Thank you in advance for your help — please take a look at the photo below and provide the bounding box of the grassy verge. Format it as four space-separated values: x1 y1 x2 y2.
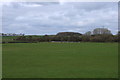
2 42 118 78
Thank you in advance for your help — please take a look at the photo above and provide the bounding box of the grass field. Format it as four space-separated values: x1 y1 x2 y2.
2 36 44 42
2 42 118 78
2 36 18 42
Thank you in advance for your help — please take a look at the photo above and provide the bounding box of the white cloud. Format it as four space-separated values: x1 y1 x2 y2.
2 2 118 35
19 3 43 7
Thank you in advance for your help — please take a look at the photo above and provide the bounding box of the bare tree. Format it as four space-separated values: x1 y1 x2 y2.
84 31 91 36
93 28 112 35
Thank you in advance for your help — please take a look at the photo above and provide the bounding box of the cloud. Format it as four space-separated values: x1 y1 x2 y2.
2 2 118 35
20 3 43 7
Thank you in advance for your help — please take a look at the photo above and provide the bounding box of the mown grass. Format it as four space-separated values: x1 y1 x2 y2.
2 42 118 78
0 36 1 79
2 36 18 42
2 36 44 42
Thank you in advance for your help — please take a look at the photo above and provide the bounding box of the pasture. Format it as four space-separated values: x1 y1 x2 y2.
2 42 118 78
2 36 18 42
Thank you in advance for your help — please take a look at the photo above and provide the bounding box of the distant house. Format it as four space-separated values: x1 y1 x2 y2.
1 33 24 36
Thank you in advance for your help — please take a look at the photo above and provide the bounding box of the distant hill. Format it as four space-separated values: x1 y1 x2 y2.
56 32 82 37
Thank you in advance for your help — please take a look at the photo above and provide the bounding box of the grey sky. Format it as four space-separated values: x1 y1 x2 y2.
1 2 118 35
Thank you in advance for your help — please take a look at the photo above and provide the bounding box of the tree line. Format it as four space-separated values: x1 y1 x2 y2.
14 28 120 43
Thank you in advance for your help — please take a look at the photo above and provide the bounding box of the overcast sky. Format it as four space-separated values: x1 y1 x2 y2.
1 2 118 35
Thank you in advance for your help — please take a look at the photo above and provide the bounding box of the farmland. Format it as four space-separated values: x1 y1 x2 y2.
2 42 118 78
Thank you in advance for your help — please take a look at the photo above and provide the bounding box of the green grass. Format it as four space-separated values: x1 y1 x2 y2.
0 36 1 79
2 36 43 42
2 42 118 78
2 36 18 42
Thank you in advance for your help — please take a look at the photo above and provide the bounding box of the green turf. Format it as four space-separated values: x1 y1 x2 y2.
0 43 2 79
2 36 18 42
2 36 45 42
2 42 118 78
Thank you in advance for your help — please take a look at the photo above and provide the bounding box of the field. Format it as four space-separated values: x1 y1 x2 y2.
2 36 18 42
2 36 45 42
2 42 118 78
